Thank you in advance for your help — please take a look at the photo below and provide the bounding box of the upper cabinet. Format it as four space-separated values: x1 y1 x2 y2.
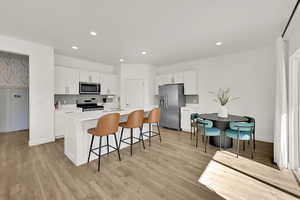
100 74 119 95
173 72 184 84
183 70 198 95
79 70 100 83
55 66 119 95
55 66 79 95
155 70 198 95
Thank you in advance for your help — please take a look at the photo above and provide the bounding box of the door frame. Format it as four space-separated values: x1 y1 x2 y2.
288 47 300 169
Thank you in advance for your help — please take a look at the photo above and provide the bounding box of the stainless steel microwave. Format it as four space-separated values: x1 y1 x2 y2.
79 82 101 94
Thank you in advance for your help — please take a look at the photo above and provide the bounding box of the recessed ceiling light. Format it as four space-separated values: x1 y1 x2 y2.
72 46 79 50
141 51 147 55
216 42 222 46
90 31 97 36
120 58 124 62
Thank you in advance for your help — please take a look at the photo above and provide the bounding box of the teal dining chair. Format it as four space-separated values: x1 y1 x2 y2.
196 119 221 152
245 116 256 151
190 113 200 140
225 122 255 158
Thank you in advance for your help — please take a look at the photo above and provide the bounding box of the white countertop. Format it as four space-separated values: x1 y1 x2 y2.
62 106 157 122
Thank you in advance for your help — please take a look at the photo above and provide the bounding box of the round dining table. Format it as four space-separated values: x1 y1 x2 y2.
198 113 248 148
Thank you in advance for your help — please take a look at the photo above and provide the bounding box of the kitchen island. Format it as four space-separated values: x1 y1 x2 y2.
61 107 156 166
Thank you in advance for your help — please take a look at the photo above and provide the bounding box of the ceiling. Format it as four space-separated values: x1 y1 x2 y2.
0 0 296 66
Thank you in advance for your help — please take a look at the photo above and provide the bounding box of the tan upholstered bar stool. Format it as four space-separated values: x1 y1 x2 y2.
119 110 145 156
87 113 121 172
143 108 161 146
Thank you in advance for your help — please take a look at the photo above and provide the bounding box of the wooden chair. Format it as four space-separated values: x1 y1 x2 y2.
119 110 145 156
87 113 121 172
142 108 162 146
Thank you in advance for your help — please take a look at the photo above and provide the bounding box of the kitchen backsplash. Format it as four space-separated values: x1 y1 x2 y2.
185 95 199 104
54 94 113 105
154 95 199 105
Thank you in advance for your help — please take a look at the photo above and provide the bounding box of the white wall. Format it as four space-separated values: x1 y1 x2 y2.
54 54 115 73
0 35 54 145
157 47 276 142
120 64 155 109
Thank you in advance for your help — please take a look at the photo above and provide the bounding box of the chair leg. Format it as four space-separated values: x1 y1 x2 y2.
139 126 145 149
88 135 94 163
237 138 240 158
253 133 256 151
119 127 124 148
243 141 245 151
205 136 207 153
219 134 222 151
196 125 199 148
107 135 109 156
98 136 102 172
157 122 162 142
114 133 121 161
190 124 193 140
130 128 133 156
250 134 253 159
149 123 151 147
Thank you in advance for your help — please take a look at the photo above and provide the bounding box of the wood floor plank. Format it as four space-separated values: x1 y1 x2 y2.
0 128 298 200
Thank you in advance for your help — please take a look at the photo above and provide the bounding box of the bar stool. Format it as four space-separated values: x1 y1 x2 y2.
119 110 145 156
142 108 161 146
87 113 121 172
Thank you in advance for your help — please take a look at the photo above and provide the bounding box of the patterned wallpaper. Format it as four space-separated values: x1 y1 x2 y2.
0 51 29 88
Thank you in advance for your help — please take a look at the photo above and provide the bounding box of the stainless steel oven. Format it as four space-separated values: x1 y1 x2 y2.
79 82 101 94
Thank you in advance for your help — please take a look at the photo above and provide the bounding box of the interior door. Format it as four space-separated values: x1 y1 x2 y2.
124 79 144 109
9 88 29 131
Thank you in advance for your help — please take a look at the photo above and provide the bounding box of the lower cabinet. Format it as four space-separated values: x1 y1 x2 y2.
55 108 82 138
181 107 193 132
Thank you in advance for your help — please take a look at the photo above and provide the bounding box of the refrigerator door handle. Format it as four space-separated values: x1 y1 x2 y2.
165 96 168 109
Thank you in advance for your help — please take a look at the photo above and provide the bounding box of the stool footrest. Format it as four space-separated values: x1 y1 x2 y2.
120 136 144 145
142 131 160 138
90 144 119 157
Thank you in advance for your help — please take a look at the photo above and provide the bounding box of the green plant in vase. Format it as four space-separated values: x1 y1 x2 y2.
209 88 239 118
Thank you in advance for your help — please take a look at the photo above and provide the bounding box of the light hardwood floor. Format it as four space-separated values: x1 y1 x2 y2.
0 128 299 200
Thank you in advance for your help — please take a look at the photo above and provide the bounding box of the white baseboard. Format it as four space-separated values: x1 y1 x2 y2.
255 136 273 143
29 136 55 146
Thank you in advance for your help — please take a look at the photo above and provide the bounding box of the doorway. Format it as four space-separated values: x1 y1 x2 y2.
0 51 29 135
124 79 144 109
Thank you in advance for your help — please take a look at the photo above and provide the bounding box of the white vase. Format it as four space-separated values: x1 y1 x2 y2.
218 105 228 118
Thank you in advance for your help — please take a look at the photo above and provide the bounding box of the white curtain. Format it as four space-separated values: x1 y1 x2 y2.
274 37 289 169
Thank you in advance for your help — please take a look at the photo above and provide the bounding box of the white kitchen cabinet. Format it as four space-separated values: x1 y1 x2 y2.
174 72 184 83
55 106 82 138
183 70 198 95
79 70 100 83
155 76 163 95
55 66 79 94
181 107 193 132
160 74 173 85
100 74 119 95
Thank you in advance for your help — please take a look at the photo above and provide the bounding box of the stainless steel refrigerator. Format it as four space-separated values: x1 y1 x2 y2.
159 84 185 130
